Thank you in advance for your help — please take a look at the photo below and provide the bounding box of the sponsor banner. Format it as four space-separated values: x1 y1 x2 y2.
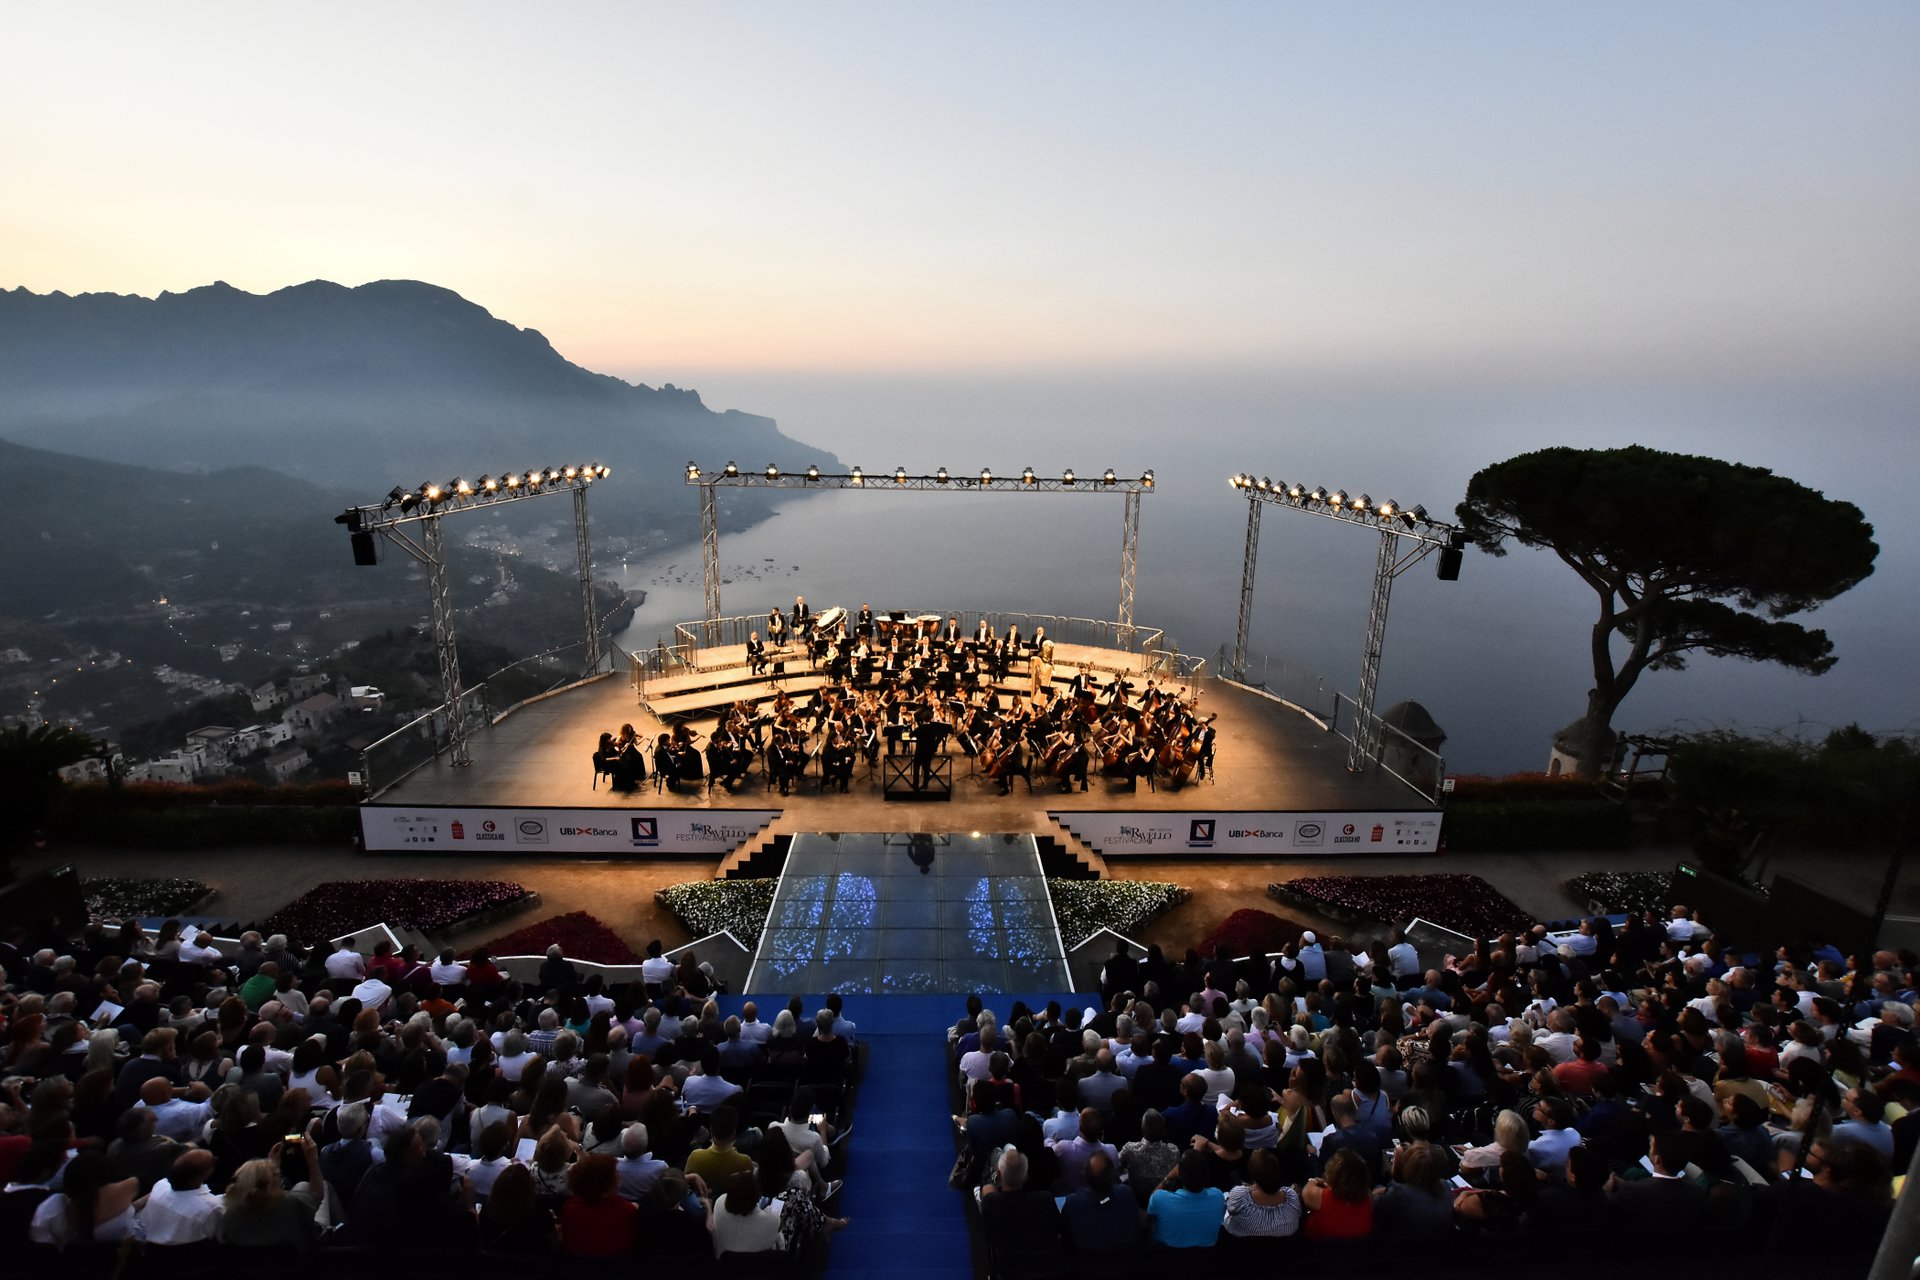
1053 810 1443 856
360 805 778 855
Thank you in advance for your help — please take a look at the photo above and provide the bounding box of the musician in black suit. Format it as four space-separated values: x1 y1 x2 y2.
856 603 874 638
942 616 962 647
791 595 811 635
972 618 993 646
746 630 767 675
767 607 787 646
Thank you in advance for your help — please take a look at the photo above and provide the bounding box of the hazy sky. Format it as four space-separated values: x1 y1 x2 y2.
5 3 1916 387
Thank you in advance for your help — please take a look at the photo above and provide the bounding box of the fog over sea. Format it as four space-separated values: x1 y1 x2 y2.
614 367 1920 776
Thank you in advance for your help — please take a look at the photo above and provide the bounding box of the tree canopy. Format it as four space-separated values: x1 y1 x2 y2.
1456 446 1878 771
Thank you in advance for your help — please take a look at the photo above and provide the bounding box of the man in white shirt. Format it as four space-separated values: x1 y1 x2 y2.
138 1151 223 1244
640 940 675 990
428 949 468 986
1534 1009 1580 1065
177 932 226 967
1386 931 1421 989
1565 920 1600 958
325 940 367 983
1528 1098 1583 1171
737 1002 773 1045
137 1076 215 1143
1174 996 1208 1035
1667 906 1701 943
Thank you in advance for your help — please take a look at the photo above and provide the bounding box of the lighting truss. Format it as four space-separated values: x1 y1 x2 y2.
686 462 1154 644
1227 472 1464 773
335 463 612 767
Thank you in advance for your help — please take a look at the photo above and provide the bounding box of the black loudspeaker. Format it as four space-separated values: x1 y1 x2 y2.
1436 546 1463 581
350 531 380 566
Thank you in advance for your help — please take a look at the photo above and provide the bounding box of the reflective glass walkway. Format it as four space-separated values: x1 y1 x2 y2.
745 831 1070 994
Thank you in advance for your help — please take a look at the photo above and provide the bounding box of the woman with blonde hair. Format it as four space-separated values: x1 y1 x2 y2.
218 1142 323 1250
1456 1108 1530 1171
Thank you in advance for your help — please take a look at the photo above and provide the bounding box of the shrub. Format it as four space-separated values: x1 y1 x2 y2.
1047 880 1188 947
1272 874 1532 938
476 912 642 966
1196 908 1310 959
82 877 212 920
264 878 531 945
1565 870 1673 914
1442 797 1630 852
656 879 778 946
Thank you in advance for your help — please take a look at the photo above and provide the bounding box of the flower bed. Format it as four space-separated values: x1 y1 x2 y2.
1270 873 1532 938
1048 879 1188 948
1197 908 1311 959
656 879 778 947
476 912 643 966
264 878 532 945
83 877 214 921
1565 870 1672 914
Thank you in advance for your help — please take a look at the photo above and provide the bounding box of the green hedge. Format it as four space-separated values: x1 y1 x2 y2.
1442 797 1630 852
50 803 357 848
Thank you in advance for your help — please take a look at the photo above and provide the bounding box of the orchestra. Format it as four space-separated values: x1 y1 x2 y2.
599 606 1215 798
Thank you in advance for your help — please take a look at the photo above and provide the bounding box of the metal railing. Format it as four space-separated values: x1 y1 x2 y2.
1329 692 1448 802
665 609 1166 669
359 638 619 798
1217 646 1337 721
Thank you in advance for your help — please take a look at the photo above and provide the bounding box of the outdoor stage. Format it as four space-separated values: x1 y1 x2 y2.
361 661 1443 862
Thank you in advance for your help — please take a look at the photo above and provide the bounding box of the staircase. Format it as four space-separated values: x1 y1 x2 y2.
1038 817 1108 879
715 827 794 880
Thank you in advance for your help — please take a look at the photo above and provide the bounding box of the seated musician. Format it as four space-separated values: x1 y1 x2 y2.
594 731 616 785
767 607 787 646
1031 625 1047 655
774 723 809 797
823 725 855 793
973 617 993 647
653 733 679 792
610 724 647 792
942 616 961 646
747 630 767 675
791 594 810 636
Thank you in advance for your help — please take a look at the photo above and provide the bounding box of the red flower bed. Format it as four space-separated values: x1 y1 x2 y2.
264 878 531 944
1198 909 1310 958
1276 874 1532 938
476 912 643 966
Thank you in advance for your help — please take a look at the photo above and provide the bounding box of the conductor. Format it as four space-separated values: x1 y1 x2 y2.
910 703 948 790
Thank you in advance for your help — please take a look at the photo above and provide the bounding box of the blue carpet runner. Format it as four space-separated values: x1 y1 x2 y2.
717 992 1086 1279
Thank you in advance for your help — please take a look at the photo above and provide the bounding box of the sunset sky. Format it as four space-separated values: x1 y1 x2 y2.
5 3 1915 390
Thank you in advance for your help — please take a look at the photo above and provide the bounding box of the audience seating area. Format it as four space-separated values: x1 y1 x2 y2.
0 921 866 1279
947 913 1914 1278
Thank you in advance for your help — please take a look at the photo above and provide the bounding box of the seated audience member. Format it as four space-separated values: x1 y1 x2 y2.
28 1151 140 1248
1060 1152 1142 1251
707 1168 782 1256
479 1164 560 1254
1147 1149 1225 1248
218 1147 323 1250
560 1153 636 1257
979 1148 1062 1257
1222 1148 1302 1238
1301 1147 1374 1241
136 1149 224 1245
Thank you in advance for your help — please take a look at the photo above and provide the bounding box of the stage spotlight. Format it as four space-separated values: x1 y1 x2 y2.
724 460 738 477
452 478 473 497
979 467 992 484
398 491 421 513
1142 470 1154 487
385 485 407 508
1021 467 1036 485
1376 498 1397 518
1410 504 1429 524
935 467 949 483
1328 490 1347 509
686 462 700 480
525 470 542 487
479 475 497 493
504 473 521 489
850 466 865 486
894 466 907 485
1352 492 1371 512
562 466 578 480
1287 484 1303 499
765 463 779 479
806 465 820 480
1308 486 1326 503
1062 468 1076 485
1258 477 1272 492
424 483 446 505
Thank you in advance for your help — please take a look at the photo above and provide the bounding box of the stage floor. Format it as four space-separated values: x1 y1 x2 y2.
376 673 1425 828
746 832 1070 994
